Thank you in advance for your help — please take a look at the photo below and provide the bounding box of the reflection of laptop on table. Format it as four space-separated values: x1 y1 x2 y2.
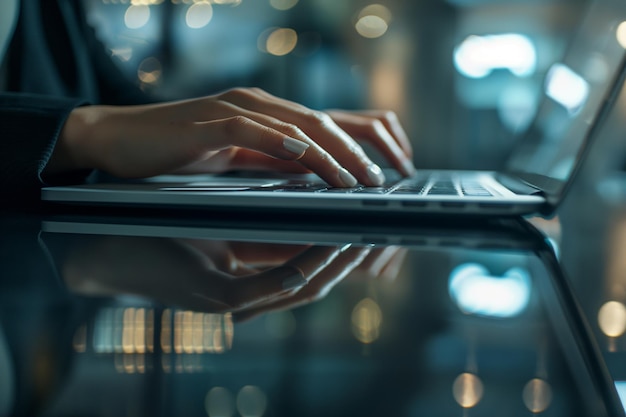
43 0 626 217
39 214 625 416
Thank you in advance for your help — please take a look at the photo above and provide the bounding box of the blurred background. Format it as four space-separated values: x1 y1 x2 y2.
81 0 588 171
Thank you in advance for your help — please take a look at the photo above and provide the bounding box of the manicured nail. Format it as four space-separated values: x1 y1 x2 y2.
283 137 309 156
282 272 308 290
367 164 386 185
402 158 417 176
339 168 358 187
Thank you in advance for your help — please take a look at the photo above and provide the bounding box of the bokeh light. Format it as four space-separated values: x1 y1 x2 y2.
598 301 626 337
454 33 536 78
138 57 163 84
452 373 484 408
449 263 531 318
355 16 387 39
265 28 298 56
617 21 626 49
186 2 213 29
355 4 391 39
523 378 553 413
124 5 151 29
351 298 383 344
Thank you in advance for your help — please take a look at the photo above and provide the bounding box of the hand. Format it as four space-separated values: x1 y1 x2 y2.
47 88 415 187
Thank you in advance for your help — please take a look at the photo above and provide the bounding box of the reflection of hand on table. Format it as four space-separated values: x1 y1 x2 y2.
59 236 407 320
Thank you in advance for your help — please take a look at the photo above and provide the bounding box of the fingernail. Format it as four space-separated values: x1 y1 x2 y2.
339 243 352 252
402 158 417 176
339 168 358 187
367 164 386 185
283 137 309 156
282 272 308 290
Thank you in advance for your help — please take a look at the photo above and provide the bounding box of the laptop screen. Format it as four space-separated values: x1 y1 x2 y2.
506 0 626 196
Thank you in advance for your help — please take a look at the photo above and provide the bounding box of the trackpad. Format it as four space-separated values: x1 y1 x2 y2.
159 178 287 191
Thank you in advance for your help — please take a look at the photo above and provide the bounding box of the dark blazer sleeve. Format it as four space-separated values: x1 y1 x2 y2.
0 93 89 203
1 1 152 204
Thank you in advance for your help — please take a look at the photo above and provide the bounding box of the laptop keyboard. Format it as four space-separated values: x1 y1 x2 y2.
162 173 495 197
259 174 493 197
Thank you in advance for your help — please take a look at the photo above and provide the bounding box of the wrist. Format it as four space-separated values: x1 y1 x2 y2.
45 105 104 175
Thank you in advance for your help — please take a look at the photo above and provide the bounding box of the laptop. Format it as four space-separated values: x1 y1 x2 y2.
37 215 625 416
42 0 626 217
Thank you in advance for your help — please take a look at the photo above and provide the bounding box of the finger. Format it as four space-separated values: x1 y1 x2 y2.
378 247 408 283
173 149 311 175
208 245 345 312
228 242 311 266
233 246 370 322
228 149 311 173
355 246 404 278
218 88 386 186
326 111 416 176
197 116 358 188
198 100 360 186
357 110 413 158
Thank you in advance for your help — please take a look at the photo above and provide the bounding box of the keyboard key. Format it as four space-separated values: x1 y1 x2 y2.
356 187 391 194
322 187 363 193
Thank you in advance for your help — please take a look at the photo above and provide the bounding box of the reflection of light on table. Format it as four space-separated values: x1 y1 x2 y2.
452 373 483 409
449 263 531 318
351 298 382 344
81 307 232 374
523 378 552 413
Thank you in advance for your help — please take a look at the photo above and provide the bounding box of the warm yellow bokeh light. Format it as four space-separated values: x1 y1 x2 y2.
617 21 626 49
138 57 162 84
266 28 298 56
186 1 213 28
351 298 383 344
270 0 298 11
598 301 626 337
124 4 151 29
355 4 391 39
355 15 388 39
523 378 552 413
452 373 484 408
